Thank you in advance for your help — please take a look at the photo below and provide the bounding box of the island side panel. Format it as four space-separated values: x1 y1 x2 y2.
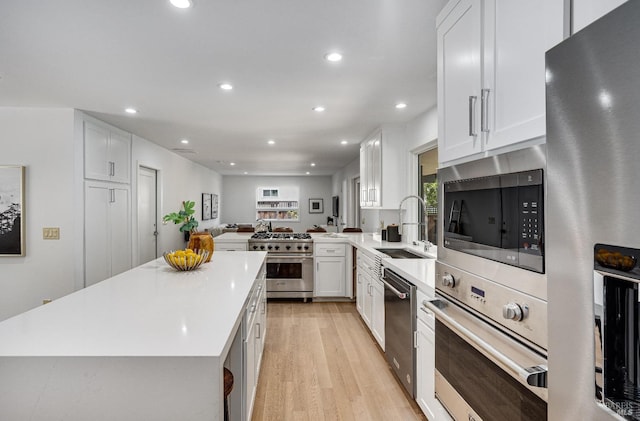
0 356 223 421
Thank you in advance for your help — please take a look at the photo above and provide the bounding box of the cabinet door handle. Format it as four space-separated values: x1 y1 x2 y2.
109 189 115 203
481 89 490 133
108 161 115 176
256 323 261 339
468 95 478 136
317 262 319 272
369 189 376 202
362 189 368 202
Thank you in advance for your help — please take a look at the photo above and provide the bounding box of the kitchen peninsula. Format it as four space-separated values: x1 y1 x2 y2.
0 251 267 421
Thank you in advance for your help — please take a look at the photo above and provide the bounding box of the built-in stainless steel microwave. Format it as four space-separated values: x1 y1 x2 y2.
442 168 544 273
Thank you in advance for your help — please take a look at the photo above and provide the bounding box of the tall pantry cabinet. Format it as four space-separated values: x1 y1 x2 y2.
82 118 132 287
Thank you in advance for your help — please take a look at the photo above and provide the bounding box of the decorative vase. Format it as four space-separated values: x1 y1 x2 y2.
187 231 215 263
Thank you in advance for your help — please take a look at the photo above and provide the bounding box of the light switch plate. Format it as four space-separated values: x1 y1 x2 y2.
43 227 60 240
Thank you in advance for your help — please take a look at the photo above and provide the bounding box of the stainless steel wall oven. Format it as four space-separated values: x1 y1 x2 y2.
432 146 549 420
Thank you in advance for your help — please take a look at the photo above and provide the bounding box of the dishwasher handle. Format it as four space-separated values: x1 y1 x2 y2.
381 278 408 300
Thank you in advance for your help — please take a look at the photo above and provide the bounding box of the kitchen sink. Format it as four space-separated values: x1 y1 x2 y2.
375 248 432 259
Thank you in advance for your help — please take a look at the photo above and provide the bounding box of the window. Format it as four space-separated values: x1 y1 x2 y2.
418 149 438 245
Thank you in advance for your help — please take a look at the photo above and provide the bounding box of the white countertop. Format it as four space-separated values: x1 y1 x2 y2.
0 251 267 357
214 232 256 242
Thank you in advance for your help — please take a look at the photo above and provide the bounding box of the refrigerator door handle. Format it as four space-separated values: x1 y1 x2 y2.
469 95 478 136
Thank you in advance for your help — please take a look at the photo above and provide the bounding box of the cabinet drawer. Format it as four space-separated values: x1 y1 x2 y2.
315 243 346 257
216 242 247 251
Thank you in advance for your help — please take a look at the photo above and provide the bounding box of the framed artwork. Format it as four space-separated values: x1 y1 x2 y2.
0 166 25 256
202 193 212 221
211 194 219 219
309 198 323 214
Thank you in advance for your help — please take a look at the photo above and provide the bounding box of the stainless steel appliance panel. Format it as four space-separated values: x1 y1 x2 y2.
546 2 640 419
438 145 548 301
382 269 416 398
265 255 313 299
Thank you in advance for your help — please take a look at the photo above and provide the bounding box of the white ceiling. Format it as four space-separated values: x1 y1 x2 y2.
0 0 446 176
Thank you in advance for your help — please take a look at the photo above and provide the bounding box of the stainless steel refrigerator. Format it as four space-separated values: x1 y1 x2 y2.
546 2 640 420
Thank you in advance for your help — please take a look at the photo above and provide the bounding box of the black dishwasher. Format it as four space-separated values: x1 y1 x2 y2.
382 268 417 398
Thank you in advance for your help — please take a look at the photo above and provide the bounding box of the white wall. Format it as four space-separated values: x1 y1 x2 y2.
222 176 332 230
0 108 224 321
330 157 359 228
0 108 78 321
131 135 223 262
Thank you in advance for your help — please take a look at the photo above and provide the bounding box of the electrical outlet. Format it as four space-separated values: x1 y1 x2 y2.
43 227 60 240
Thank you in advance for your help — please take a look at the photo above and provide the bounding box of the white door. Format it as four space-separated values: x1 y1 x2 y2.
138 166 157 264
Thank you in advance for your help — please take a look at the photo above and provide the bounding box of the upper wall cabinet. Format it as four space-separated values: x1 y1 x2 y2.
571 0 626 33
84 121 132 184
437 0 564 165
360 126 406 209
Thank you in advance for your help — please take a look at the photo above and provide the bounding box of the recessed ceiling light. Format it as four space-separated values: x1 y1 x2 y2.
306 172 310 175
180 139 189 144
170 0 192 9
244 172 248 175
219 83 233 90
267 139 275 145
395 102 407 109
313 106 325 112
124 108 137 114
325 52 343 62
230 162 236 166
340 140 348 145
310 163 316 167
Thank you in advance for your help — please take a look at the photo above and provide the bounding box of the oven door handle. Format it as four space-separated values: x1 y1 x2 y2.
381 278 408 299
266 255 313 263
424 299 548 389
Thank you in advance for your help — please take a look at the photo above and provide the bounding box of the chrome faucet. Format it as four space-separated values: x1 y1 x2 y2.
398 195 432 251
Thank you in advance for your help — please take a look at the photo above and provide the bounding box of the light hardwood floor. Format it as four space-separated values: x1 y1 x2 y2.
251 301 427 421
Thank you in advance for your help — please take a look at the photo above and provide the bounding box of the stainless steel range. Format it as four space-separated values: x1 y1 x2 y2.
248 233 314 300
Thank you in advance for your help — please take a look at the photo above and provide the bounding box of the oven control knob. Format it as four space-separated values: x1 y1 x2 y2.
252 245 258 250
297 246 302 250
442 273 456 288
274 245 280 250
502 303 526 321
267 246 273 250
304 246 309 250
260 245 265 250
286 245 291 250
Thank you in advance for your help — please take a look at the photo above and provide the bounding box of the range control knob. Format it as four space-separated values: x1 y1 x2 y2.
259 245 265 250
274 246 280 250
267 246 273 250
286 245 292 250
442 273 456 288
502 302 527 321
252 245 259 250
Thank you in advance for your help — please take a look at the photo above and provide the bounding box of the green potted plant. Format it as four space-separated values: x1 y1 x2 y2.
163 200 198 241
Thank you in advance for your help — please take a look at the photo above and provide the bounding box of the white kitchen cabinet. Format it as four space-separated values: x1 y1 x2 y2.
359 126 405 209
415 290 451 421
437 0 564 165
314 243 347 297
572 0 626 33
356 249 384 350
84 120 131 184
84 181 131 287
371 277 385 349
244 274 266 421
216 242 248 251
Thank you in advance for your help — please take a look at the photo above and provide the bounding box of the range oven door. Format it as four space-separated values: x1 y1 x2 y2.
426 296 548 421
265 255 313 298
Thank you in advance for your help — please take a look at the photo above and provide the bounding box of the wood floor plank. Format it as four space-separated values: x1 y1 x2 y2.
252 301 427 421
